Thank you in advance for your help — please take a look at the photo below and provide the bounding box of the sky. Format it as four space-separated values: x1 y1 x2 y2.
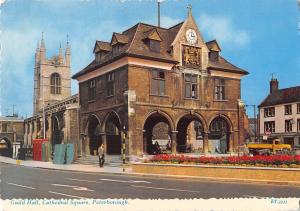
1 0 300 118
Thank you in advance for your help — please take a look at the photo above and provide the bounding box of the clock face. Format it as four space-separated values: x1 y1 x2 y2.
186 29 197 44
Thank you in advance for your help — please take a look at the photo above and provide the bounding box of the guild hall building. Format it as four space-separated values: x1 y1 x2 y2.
72 9 249 158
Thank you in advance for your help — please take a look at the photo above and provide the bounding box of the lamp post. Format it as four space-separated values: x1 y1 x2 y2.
245 104 257 142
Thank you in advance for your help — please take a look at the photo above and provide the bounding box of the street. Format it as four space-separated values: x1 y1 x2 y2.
0 162 299 199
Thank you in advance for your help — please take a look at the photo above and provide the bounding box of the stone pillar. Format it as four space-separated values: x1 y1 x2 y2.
33 121 37 140
100 133 107 154
203 132 209 154
171 131 178 154
86 136 90 155
47 116 52 141
228 131 234 153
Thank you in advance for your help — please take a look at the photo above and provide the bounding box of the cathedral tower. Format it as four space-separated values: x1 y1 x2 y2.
33 34 71 114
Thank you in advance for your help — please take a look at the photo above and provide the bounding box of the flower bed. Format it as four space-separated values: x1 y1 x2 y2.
147 154 300 168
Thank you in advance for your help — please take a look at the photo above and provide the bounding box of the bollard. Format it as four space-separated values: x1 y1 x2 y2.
122 131 126 172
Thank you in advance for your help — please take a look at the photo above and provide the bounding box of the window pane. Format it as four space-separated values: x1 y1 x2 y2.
185 84 191 98
185 74 191 82
159 71 165 79
152 70 159 78
191 75 197 83
159 80 165 95
151 79 158 95
220 86 225 100
192 84 197 98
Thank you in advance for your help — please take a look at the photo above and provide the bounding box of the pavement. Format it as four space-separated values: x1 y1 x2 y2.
0 156 130 174
0 155 299 187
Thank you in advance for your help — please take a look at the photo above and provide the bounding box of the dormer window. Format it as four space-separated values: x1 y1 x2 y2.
112 44 122 57
144 29 162 53
149 40 160 52
209 50 219 61
95 52 102 63
93 41 112 63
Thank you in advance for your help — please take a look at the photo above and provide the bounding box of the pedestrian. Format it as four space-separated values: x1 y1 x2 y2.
98 144 105 167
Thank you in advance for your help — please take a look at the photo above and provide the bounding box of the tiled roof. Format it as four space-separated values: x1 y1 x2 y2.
259 86 300 107
112 33 129 44
207 55 248 75
72 22 180 79
206 40 221 52
94 41 112 53
72 21 247 79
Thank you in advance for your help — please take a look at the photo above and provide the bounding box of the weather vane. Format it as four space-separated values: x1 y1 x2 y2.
187 4 192 14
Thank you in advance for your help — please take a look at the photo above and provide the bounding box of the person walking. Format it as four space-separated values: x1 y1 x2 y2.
98 144 105 167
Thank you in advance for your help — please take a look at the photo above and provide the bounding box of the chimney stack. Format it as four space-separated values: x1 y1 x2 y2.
270 78 279 94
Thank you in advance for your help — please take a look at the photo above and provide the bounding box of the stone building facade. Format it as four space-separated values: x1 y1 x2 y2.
24 37 80 155
73 9 249 158
259 78 300 148
33 35 71 114
0 115 24 149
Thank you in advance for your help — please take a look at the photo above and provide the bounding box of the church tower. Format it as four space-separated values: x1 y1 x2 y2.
33 34 72 115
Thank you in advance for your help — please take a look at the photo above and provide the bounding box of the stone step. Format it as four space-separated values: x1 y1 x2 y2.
74 155 123 167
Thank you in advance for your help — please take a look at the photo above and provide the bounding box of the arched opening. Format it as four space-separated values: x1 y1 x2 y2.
87 115 101 155
105 112 121 155
176 114 204 153
0 137 11 149
50 73 61 95
51 116 62 148
143 112 172 154
209 117 230 154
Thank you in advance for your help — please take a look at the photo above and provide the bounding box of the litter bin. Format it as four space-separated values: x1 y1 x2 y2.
18 148 26 160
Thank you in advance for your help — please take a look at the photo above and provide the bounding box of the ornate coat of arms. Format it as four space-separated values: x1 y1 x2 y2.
182 45 201 67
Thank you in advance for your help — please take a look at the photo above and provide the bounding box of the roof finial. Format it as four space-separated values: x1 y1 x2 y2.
187 3 192 15
67 34 69 45
41 32 45 49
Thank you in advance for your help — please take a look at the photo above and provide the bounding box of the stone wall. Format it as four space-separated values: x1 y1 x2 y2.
132 163 300 184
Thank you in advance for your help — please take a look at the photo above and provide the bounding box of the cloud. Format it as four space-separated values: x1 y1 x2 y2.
198 13 250 48
0 15 125 116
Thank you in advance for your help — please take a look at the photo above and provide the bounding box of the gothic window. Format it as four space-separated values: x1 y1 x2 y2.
297 119 300 132
264 121 275 133
184 74 197 99
215 78 225 100
297 103 300 114
151 69 165 96
50 73 61 94
106 73 115 97
88 79 96 101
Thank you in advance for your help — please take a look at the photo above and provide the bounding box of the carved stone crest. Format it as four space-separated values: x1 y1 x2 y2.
182 45 201 67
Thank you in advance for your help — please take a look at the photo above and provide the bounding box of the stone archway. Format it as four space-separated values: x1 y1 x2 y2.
208 116 231 154
143 111 173 154
176 114 205 153
102 111 122 155
0 137 12 149
87 114 101 155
